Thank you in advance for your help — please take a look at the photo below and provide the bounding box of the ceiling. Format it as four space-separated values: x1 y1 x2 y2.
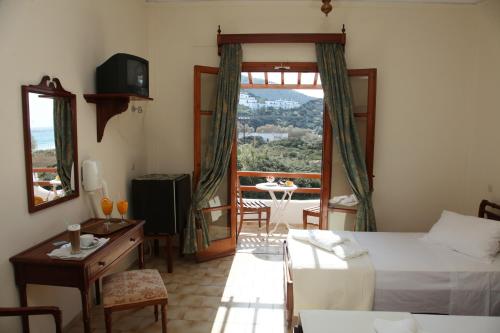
147 0 482 4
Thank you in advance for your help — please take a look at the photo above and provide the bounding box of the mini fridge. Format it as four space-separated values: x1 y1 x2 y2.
131 174 191 236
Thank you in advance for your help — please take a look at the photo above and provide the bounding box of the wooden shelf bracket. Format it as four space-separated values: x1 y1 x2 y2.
84 94 152 142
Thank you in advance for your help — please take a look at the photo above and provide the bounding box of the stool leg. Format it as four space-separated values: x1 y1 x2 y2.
258 211 262 228
104 308 112 333
161 304 167 333
303 211 307 229
154 304 159 322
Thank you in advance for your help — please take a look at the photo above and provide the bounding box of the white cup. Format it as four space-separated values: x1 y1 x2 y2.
80 234 95 247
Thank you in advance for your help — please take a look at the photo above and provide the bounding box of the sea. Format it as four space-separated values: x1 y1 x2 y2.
31 127 55 151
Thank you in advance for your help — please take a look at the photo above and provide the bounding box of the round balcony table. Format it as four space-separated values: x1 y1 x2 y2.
255 182 298 234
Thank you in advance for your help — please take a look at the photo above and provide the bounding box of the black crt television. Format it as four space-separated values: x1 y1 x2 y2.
96 53 149 97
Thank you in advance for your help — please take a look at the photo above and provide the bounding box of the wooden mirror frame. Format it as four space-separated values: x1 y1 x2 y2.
22 76 79 213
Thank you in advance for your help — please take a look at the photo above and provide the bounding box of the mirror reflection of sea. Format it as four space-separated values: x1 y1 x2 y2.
31 127 55 151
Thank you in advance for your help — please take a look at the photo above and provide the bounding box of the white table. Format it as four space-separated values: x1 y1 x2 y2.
255 182 297 234
50 178 62 198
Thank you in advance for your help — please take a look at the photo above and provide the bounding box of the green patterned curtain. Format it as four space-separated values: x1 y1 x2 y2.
53 97 74 193
316 43 377 231
183 44 243 254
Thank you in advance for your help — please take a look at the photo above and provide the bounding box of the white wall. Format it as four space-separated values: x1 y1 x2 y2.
146 0 495 232
463 0 500 213
0 0 148 331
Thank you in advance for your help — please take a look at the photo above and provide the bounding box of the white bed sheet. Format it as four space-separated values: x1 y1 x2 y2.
299 310 500 333
354 232 500 315
288 230 374 315
287 231 500 316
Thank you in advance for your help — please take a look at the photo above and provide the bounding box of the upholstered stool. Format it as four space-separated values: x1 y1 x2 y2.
102 269 168 332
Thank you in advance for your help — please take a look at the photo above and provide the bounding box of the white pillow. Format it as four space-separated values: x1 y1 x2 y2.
424 210 500 263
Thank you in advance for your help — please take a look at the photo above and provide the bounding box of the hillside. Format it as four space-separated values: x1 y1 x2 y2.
242 88 317 105
238 98 324 133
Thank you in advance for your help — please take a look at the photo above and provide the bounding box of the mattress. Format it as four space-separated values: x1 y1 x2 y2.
299 310 500 333
287 230 500 315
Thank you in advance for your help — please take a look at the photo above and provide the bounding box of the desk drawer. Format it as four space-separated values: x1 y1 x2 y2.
88 227 143 278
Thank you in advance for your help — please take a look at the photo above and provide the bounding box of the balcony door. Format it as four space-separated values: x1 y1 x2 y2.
235 63 376 230
193 65 237 261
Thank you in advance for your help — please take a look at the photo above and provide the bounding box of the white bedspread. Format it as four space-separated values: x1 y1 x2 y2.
354 232 500 315
287 230 500 316
299 310 500 333
288 230 374 315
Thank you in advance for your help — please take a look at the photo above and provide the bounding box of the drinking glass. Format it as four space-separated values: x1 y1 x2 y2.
101 197 113 223
266 175 275 183
117 200 128 224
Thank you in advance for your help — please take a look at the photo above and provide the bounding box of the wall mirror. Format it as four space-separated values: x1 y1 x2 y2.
22 76 79 213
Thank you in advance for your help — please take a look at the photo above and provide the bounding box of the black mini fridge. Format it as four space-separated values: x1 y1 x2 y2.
132 174 191 236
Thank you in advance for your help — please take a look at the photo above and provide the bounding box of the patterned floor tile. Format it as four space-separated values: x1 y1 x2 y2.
64 222 290 333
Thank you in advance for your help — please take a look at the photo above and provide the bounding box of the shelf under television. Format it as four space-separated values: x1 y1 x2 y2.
83 93 153 142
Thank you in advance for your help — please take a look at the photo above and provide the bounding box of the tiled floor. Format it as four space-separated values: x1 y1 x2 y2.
65 223 296 333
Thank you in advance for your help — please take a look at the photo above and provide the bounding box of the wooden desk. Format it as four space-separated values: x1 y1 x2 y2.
10 219 145 333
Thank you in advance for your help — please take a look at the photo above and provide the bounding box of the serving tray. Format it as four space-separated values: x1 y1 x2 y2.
81 219 136 236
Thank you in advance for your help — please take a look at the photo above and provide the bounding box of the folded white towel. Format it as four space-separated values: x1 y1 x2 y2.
340 194 358 206
329 194 359 206
292 230 346 251
332 240 368 260
373 318 418 333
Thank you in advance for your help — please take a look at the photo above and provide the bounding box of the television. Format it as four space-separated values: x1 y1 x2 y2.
96 53 149 97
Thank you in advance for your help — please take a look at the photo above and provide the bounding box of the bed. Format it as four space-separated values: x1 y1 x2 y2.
296 310 500 333
283 200 500 326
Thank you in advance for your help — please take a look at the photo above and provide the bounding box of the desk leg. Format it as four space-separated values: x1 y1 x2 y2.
138 242 145 269
166 235 173 273
94 279 101 305
18 283 30 333
80 288 91 333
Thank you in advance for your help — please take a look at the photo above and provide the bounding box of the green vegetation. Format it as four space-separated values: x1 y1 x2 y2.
237 90 323 200
238 97 323 133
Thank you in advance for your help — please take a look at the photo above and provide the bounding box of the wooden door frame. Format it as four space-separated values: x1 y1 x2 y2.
194 63 376 247
193 65 238 262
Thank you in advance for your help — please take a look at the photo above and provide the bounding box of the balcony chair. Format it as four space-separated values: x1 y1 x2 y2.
303 205 320 229
0 306 62 333
237 179 271 238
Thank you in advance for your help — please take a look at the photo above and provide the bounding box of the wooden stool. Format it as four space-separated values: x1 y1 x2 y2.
303 205 320 229
103 269 168 332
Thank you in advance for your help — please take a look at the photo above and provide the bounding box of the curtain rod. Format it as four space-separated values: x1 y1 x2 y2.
217 25 346 55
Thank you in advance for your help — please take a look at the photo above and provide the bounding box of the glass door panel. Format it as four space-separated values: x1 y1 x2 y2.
200 115 231 242
194 66 237 261
203 208 231 240
327 69 377 231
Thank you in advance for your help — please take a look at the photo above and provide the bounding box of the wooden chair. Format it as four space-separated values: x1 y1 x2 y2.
237 179 271 238
478 199 500 221
302 205 320 229
0 306 62 333
103 269 168 333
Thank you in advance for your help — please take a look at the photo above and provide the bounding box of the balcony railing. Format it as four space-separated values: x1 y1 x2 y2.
237 170 357 214
237 171 321 194
33 167 57 187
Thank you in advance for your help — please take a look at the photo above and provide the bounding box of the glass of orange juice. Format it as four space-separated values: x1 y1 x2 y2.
101 197 113 223
117 200 128 224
